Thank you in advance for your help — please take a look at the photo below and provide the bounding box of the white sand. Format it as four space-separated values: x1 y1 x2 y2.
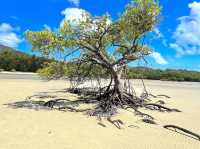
0 76 200 149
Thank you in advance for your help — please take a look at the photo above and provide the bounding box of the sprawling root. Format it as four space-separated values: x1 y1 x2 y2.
36 84 178 117
7 80 180 129
36 86 180 124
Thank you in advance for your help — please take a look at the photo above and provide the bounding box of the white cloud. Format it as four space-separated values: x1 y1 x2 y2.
60 8 87 26
60 7 111 32
170 1 200 56
0 23 13 32
43 24 51 31
151 52 168 65
0 23 22 48
68 0 80 7
169 43 185 57
154 27 164 38
153 27 167 47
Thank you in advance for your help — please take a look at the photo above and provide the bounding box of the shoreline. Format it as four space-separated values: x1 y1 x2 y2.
1 71 200 87
0 71 39 80
0 71 37 75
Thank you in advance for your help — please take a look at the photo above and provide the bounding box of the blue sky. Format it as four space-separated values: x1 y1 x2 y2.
0 0 200 71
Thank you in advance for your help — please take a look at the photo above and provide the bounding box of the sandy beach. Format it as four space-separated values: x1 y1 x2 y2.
0 72 200 149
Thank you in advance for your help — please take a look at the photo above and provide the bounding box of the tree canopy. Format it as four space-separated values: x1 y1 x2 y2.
25 0 160 70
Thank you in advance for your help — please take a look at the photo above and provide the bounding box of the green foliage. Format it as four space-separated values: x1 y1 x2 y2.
37 62 109 80
118 0 160 42
37 62 69 79
25 29 63 56
25 0 160 65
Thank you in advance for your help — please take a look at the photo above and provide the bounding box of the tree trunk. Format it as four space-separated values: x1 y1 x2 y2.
111 68 123 99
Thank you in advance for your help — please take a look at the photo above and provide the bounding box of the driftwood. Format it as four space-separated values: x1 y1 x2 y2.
163 125 200 141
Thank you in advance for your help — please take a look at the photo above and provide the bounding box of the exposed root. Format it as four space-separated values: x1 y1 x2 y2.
7 85 180 124
144 103 181 112
43 99 71 108
59 106 91 112
6 81 180 130
98 122 107 127
157 94 171 99
155 100 165 105
107 117 124 129
26 94 57 100
125 106 154 120
142 118 157 125
134 109 154 120
149 93 170 99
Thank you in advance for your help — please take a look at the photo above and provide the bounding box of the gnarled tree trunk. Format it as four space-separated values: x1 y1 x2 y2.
111 67 124 100
108 68 124 102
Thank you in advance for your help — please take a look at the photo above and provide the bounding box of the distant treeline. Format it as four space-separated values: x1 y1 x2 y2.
127 67 200 82
1 45 200 82
38 62 200 82
0 45 51 72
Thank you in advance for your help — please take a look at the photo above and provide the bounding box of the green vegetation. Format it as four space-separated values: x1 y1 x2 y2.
1 44 200 82
127 67 200 82
37 62 109 80
37 62 200 82
0 45 50 72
